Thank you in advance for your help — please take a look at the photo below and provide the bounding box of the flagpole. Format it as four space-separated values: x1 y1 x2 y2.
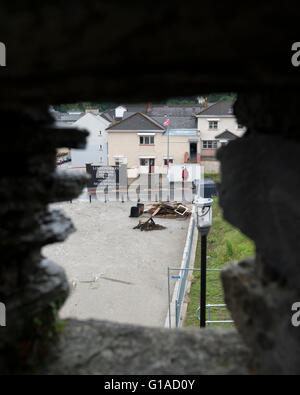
166 115 170 167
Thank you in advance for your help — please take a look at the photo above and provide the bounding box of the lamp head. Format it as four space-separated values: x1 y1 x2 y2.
194 197 213 236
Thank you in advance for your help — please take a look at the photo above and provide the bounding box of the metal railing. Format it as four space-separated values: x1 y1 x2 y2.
174 214 195 328
196 304 234 326
168 266 234 328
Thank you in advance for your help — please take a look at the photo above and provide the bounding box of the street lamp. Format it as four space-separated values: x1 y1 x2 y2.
194 197 214 328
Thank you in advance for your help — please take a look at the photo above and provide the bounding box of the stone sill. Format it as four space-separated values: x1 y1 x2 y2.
40 319 254 375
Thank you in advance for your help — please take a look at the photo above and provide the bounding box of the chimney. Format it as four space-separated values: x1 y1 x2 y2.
146 102 152 113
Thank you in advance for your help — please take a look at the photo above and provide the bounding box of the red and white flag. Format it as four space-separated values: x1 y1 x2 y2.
163 118 170 127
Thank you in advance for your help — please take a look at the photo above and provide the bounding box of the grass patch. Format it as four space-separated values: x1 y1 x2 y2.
184 196 255 328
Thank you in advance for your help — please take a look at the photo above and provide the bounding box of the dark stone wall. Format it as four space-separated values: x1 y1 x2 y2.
0 107 88 372
0 3 300 106
219 93 300 374
0 3 300 374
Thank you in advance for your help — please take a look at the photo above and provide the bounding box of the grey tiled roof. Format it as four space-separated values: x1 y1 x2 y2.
153 116 197 129
148 105 200 117
197 100 235 116
100 110 115 122
215 130 238 140
105 103 203 131
107 112 165 131
51 111 84 122
124 104 148 113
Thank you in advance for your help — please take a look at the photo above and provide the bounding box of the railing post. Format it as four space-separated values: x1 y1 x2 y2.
200 235 207 328
207 306 210 327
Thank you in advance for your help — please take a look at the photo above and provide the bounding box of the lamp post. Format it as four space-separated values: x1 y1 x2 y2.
194 197 213 328
164 114 170 166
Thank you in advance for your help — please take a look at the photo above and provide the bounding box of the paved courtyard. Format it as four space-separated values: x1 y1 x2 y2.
43 201 190 327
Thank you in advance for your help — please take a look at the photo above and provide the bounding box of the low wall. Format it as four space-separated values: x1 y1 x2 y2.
201 160 220 174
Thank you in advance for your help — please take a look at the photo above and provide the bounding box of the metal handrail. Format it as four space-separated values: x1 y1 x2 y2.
196 304 234 325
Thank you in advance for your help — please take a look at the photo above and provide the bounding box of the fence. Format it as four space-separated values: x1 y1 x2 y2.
167 267 234 328
174 213 195 327
196 305 234 326
165 207 196 329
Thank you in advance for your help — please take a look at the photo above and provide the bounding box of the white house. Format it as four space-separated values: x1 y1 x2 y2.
71 113 110 168
196 100 246 172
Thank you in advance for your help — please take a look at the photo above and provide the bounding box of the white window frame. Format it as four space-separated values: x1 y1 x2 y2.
140 136 154 145
202 140 218 149
208 120 219 130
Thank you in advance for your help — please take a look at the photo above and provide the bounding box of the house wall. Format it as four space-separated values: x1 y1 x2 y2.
197 116 245 141
201 148 217 158
201 160 220 174
71 114 110 168
197 116 246 168
108 132 199 172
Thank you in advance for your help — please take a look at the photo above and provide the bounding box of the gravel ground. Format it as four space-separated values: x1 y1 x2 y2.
42 201 190 327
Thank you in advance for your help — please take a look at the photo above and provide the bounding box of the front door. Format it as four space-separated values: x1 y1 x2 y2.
140 159 149 174
140 158 155 174
149 159 155 173
190 142 197 162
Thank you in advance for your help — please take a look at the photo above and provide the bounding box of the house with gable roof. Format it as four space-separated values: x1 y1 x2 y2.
196 100 246 172
106 109 201 177
71 112 110 167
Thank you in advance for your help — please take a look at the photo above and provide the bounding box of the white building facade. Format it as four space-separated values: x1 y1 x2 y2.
71 113 110 168
196 100 246 173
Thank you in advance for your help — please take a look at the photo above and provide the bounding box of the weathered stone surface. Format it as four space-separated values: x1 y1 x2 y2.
0 107 87 372
218 132 300 288
0 259 69 373
218 95 300 374
41 320 253 375
222 258 300 374
0 3 300 375
0 4 299 106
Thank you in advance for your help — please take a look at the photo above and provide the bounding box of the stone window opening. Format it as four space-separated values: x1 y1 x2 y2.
2 86 299 377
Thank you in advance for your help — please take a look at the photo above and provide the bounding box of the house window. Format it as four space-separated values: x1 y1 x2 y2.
208 121 218 130
140 159 147 166
99 145 103 151
164 158 174 165
203 140 218 149
99 131 102 136
115 157 124 165
140 136 154 145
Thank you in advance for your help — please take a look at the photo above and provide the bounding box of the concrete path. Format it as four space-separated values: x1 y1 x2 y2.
43 201 190 327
